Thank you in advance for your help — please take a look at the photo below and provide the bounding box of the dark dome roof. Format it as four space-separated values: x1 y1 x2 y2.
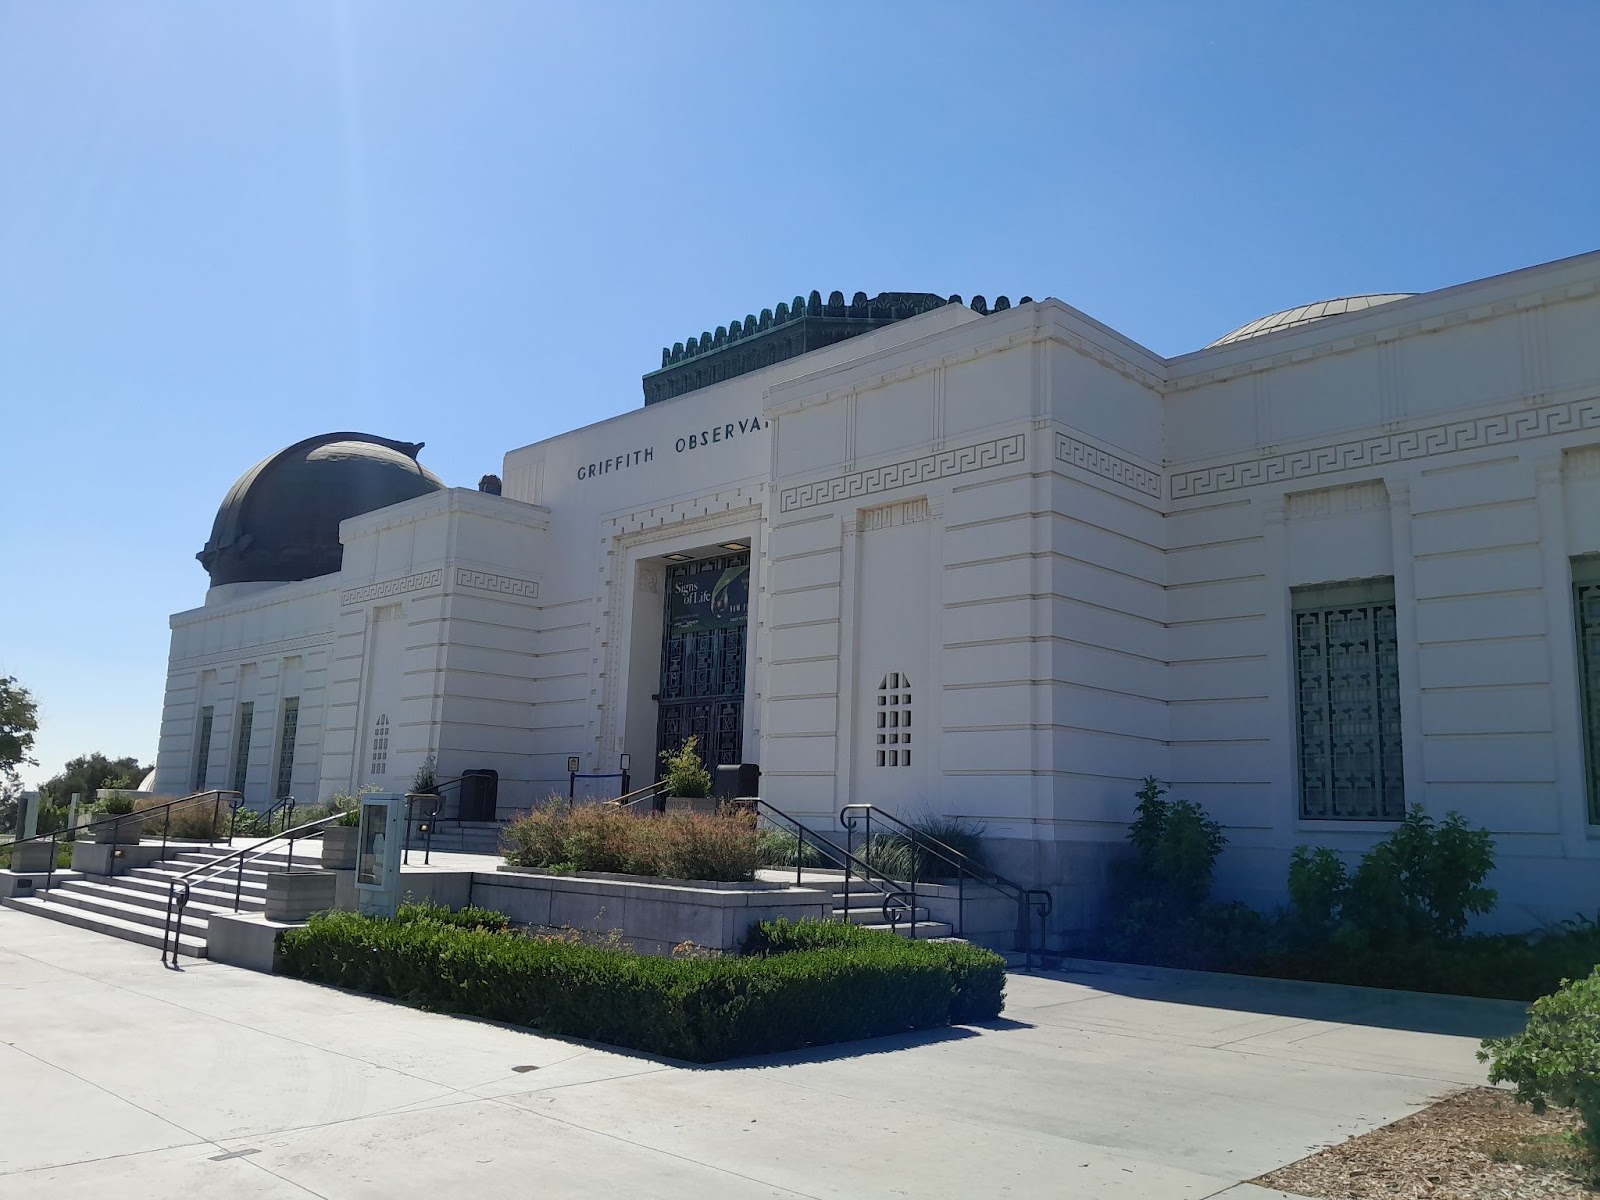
198 433 445 587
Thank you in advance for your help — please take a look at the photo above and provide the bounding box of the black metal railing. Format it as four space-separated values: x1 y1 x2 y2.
611 779 671 813
260 795 298 835
403 777 472 865
745 799 921 936
839 803 1053 967
4 789 242 896
159 810 344 968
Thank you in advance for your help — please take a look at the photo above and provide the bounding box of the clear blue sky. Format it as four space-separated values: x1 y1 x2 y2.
2 2 1596 788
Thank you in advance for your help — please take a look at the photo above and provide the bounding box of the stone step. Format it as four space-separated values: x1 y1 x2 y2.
49 877 245 922
36 883 212 938
118 868 270 911
1 895 207 957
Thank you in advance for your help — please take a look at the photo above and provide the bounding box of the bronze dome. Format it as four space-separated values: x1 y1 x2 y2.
198 433 445 587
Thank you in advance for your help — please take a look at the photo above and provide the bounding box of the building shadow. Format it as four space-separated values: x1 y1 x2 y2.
1028 960 1529 1040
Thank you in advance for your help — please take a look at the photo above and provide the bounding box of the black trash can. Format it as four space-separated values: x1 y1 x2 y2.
459 769 499 822
713 762 760 800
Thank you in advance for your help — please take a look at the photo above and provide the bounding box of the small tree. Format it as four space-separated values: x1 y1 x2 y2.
660 736 712 799
0 675 39 787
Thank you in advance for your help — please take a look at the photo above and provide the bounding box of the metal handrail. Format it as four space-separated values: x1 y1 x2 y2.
261 795 298 834
403 777 467 866
839 803 1054 967
159 811 344 967
745 799 920 937
611 779 671 812
6 789 240 896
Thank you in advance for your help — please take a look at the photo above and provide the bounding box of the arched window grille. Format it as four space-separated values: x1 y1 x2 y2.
875 672 911 767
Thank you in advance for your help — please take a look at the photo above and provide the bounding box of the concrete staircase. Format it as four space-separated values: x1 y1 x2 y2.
1 845 312 958
411 821 503 856
755 869 955 938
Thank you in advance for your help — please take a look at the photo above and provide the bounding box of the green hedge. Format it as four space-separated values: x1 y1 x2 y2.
278 913 1006 1062
740 918 1006 1024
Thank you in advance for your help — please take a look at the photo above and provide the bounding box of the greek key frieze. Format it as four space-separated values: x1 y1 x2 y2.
779 433 1025 514
1171 396 1600 500
338 570 443 606
455 569 539 600
1054 433 1162 498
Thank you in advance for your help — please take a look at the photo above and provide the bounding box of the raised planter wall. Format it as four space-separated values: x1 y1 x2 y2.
321 826 359 871
264 870 338 922
476 867 831 954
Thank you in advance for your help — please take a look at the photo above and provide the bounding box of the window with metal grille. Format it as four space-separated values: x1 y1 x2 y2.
370 714 389 776
1571 557 1600 824
275 697 300 800
231 702 254 796
193 706 215 792
875 672 912 767
1293 579 1404 820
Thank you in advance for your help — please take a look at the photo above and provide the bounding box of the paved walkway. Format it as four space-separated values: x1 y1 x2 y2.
0 909 1526 1199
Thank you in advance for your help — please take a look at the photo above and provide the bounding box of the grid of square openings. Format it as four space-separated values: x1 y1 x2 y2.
876 672 911 767
370 714 389 777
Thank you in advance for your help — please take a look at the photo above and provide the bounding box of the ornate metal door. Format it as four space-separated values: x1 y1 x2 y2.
656 553 748 773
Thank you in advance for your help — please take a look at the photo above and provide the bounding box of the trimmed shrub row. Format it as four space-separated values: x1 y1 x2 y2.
278 913 1006 1062
502 799 761 882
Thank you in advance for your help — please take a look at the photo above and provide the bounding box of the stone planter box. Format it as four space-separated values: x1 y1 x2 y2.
264 870 338 922
8 840 58 872
476 867 831 954
84 815 143 843
321 826 359 871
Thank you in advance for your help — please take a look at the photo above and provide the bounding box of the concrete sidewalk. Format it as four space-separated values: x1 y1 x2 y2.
0 909 1525 1199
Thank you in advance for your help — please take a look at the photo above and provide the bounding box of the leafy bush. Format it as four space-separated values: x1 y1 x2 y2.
502 799 760 882
741 918 1007 1024
1342 807 1496 943
1123 777 1225 908
279 911 1005 1062
659 736 712 798
1287 846 1348 941
396 900 511 932
1480 968 1600 1171
412 754 439 796
98 791 137 816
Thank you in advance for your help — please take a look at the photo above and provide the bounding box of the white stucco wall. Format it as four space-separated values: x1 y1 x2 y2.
154 250 1600 934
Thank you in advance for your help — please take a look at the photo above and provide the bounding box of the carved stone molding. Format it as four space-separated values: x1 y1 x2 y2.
455 568 539 600
1054 433 1162 498
779 433 1025 514
1170 395 1600 500
171 631 336 672
1285 480 1389 520
859 498 931 530
339 570 443 607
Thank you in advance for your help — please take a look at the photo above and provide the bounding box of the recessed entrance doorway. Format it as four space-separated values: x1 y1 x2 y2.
655 552 749 776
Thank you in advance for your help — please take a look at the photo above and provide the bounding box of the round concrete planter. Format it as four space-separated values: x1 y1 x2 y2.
322 826 359 870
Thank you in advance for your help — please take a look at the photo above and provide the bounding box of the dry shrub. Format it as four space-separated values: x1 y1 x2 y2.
502 800 759 882
134 794 229 841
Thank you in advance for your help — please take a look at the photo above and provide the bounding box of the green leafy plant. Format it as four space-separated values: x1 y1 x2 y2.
1479 968 1600 1176
1341 807 1497 944
1287 846 1349 942
97 791 137 816
396 899 511 932
279 912 1006 1062
757 824 825 869
659 736 712 799
411 754 439 796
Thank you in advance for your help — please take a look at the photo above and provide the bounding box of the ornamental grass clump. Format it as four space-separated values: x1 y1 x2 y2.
501 798 760 882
